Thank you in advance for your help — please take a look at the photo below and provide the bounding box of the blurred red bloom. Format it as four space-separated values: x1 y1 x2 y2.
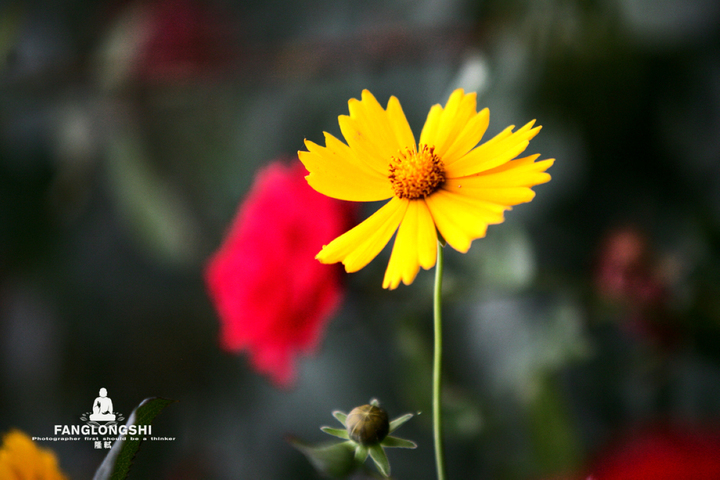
205 160 355 387
134 0 232 83
586 425 720 480
593 226 679 347
594 227 660 304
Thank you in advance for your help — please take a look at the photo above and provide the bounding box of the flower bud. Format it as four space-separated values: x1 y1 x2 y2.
346 404 390 446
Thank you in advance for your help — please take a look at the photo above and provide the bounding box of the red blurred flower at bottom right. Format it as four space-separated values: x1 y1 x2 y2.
586 425 720 480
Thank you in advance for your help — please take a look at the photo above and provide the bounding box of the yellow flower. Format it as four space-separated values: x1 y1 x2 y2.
0 430 69 480
299 89 554 289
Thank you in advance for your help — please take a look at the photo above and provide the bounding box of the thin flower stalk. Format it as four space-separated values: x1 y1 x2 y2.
433 241 446 480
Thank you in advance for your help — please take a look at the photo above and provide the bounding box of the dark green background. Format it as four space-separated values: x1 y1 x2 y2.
2 0 720 478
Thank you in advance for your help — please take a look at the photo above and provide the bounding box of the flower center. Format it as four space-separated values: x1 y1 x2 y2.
388 145 446 200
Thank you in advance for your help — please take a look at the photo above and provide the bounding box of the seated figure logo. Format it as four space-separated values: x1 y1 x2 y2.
47 387 167 442
80 388 124 426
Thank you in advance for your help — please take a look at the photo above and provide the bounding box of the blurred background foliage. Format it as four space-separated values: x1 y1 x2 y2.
2 0 720 478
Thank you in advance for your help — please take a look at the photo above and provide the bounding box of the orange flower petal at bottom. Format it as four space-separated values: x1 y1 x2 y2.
0 430 68 480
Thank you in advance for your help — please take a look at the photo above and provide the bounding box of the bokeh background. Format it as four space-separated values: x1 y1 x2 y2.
2 0 720 478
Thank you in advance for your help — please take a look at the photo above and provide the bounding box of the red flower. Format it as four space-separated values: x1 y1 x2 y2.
205 160 355 387
586 425 720 480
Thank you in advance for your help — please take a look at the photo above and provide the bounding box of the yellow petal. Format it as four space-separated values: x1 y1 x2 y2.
315 132 382 177
382 199 437 289
425 188 508 253
386 96 416 150
317 197 408 272
419 104 443 147
338 115 390 176
446 121 541 177
462 154 555 188
441 107 490 164
432 90 479 158
423 89 463 147
444 176 537 205
300 134 393 202
338 90 406 175
354 91 401 154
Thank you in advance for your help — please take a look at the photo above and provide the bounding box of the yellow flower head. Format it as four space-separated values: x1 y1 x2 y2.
299 89 554 289
0 430 69 480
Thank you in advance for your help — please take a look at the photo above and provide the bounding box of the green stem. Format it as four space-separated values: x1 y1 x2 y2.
433 241 447 480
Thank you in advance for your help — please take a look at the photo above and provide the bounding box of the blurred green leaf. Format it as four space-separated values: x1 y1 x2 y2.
527 375 581 476
106 135 201 267
92 397 176 480
0 5 22 72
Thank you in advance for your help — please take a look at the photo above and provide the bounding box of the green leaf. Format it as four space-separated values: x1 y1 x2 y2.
382 435 417 449
332 410 347 427
92 397 176 480
388 413 413 433
321 426 349 440
288 437 356 478
368 444 390 477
